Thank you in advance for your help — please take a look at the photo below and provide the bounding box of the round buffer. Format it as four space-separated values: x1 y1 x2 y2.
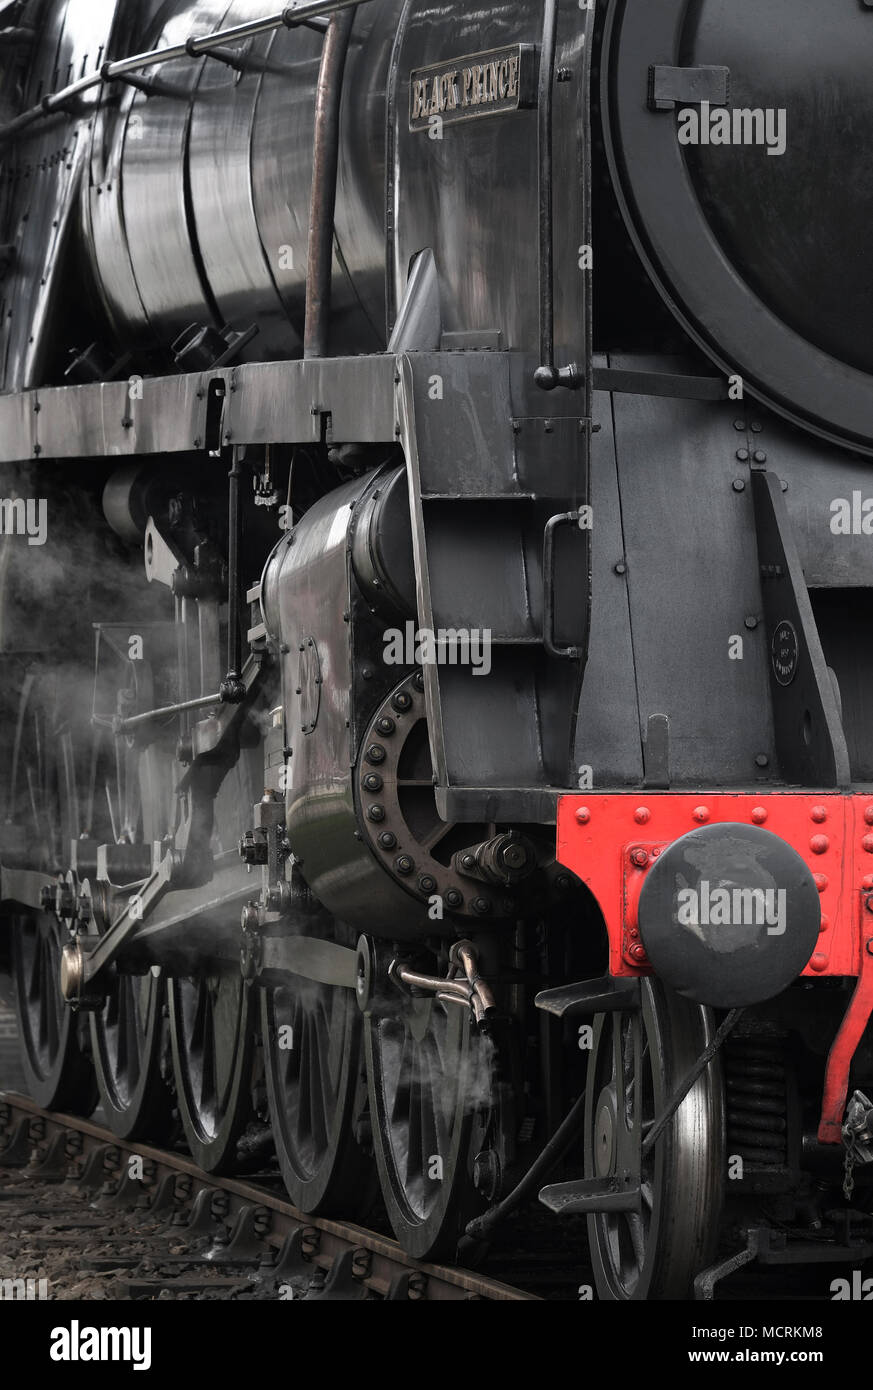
637 823 821 1008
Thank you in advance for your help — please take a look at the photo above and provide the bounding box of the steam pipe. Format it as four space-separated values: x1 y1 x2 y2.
0 0 371 144
228 448 244 677
304 7 357 359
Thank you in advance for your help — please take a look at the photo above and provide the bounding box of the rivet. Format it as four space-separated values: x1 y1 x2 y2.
692 806 710 824
865 807 873 826
754 450 767 464
811 806 827 824
813 873 828 893
614 562 627 576
744 617 759 631
732 478 746 493
575 807 590 824
863 875 873 890
867 939 873 956
864 835 873 855
751 807 768 825
755 754 769 768
810 952 828 973
819 916 830 934
634 807 650 824
810 835 830 855
736 449 750 462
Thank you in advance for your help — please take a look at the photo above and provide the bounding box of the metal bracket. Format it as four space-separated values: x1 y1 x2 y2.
751 470 851 787
648 65 730 112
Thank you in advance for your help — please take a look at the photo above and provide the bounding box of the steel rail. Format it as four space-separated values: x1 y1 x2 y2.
0 1093 537 1301
0 0 373 144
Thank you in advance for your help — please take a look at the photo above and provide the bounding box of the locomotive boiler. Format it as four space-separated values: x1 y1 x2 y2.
1 0 873 1300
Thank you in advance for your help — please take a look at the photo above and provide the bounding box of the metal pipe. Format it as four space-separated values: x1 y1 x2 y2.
227 448 244 676
536 0 558 382
454 941 498 1015
394 963 473 1004
304 7 357 359
533 0 581 392
0 0 372 145
114 691 224 733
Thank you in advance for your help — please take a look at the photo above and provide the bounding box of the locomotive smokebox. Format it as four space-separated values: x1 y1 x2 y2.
637 824 820 1008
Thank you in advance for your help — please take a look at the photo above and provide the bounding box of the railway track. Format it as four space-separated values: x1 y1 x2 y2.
0 1092 538 1302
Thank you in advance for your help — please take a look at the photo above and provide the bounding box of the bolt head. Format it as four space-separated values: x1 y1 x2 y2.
419 875 437 895
473 897 492 916
630 848 649 869
367 805 385 824
392 692 413 713
395 856 414 876
366 745 386 765
363 773 383 793
629 944 648 963
377 717 396 737
378 832 397 851
445 890 463 909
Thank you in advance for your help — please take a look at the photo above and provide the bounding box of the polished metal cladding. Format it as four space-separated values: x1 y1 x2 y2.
1 0 120 390
187 0 299 359
76 0 402 362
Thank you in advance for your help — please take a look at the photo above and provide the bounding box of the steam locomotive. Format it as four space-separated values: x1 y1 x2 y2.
1 0 872 1301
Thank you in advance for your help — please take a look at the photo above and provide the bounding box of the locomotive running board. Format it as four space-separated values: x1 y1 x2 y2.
534 975 640 1019
538 1177 642 1217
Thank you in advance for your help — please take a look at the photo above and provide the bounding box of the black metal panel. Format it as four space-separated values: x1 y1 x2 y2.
610 356 776 788
391 0 589 370
573 369 643 790
397 350 589 823
751 469 851 789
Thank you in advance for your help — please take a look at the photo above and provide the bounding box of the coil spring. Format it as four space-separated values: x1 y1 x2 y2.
725 1036 788 1169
